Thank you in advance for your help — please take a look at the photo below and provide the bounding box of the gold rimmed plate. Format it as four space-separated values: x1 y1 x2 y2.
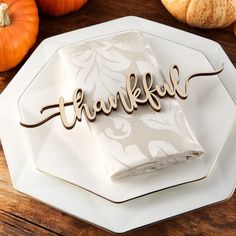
16 24 236 203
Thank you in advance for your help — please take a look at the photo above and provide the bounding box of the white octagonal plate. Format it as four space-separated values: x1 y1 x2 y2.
16 23 236 203
0 17 236 233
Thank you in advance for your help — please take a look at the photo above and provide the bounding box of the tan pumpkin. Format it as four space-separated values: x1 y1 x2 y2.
36 0 88 16
161 0 236 29
0 1 39 72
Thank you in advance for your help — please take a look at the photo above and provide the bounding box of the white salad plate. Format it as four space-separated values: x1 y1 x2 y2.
16 22 236 203
0 16 236 233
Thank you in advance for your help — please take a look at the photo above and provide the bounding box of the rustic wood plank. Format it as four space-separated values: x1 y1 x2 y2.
0 0 235 235
0 209 59 236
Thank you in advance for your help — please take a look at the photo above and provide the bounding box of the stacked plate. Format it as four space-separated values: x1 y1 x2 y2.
0 17 236 233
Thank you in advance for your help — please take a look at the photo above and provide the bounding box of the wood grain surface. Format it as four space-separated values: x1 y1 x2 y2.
0 0 236 235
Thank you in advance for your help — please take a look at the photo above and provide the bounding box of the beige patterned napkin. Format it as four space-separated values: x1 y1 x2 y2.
61 31 204 180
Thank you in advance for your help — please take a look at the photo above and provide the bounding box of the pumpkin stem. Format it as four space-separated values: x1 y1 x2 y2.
0 3 11 27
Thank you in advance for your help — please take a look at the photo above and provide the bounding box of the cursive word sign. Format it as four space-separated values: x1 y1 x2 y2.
20 65 224 130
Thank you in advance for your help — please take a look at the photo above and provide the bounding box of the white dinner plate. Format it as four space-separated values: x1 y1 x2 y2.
0 16 236 233
16 28 235 203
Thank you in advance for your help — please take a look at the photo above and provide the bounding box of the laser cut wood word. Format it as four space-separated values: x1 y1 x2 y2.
20 65 224 130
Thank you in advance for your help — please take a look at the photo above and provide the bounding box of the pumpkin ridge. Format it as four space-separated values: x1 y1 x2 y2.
9 0 35 14
1 27 18 69
10 23 38 38
8 1 38 25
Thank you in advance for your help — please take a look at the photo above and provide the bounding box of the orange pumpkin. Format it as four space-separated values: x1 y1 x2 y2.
0 1 39 72
36 0 88 16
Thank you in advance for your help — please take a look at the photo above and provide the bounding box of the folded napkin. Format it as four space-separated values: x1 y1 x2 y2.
94 99 204 180
62 31 204 180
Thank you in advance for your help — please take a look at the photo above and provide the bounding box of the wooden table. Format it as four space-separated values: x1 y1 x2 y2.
0 0 236 235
